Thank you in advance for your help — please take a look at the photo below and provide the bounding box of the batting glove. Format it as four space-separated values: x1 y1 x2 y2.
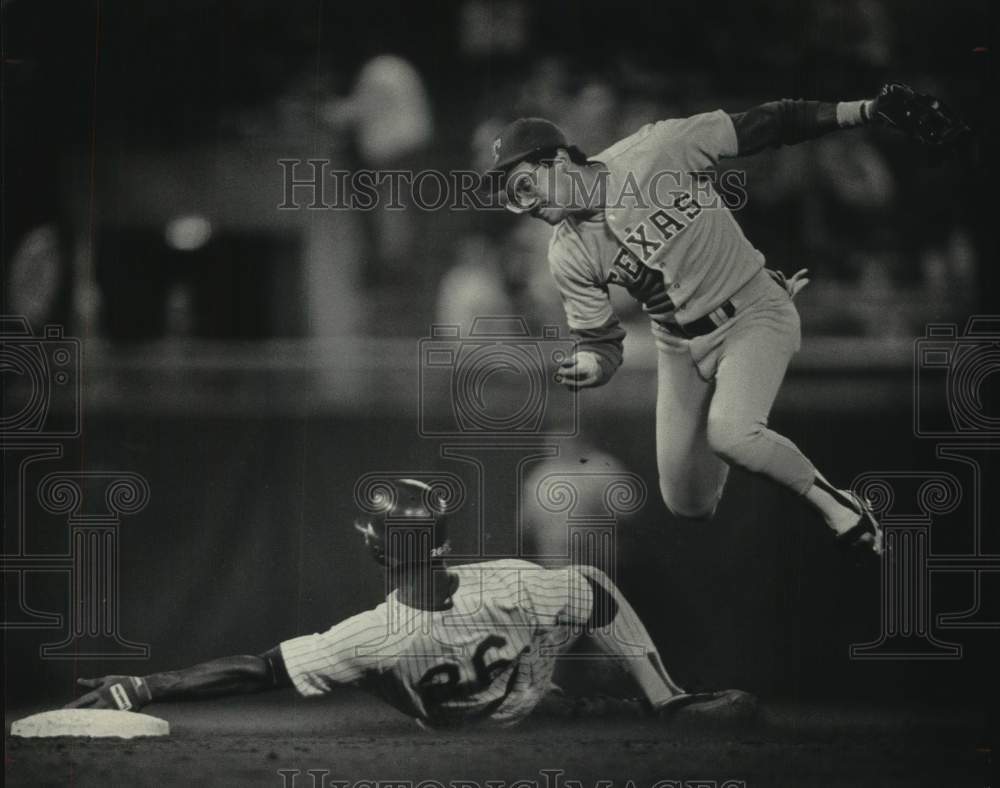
65 675 153 711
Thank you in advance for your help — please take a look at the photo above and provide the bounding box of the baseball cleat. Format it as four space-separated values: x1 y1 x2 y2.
656 689 759 727
837 492 884 555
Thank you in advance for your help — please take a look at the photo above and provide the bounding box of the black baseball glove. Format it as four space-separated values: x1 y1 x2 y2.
871 83 971 149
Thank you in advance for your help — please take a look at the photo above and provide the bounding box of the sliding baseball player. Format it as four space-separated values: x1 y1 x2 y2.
66 479 756 729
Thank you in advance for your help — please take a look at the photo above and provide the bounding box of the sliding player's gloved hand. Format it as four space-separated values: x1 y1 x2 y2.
871 83 971 149
64 675 152 711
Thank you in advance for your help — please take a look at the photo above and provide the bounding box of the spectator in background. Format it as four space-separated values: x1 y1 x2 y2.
459 0 528 58
436 235 513 328
735 131 899 336
335 55 433 170
438 118 566 332
892 83 978 322
514 63 621 157
562 80 620 156
727 142 812 280
323 54 434 288
4 224 69 328
436 219 563 331
514 57 574 125
807 0 892 71
805 135 900 335
811 135 896 277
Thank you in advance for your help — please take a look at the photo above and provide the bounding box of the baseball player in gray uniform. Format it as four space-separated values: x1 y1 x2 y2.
65 479 755 729
481 94 913 554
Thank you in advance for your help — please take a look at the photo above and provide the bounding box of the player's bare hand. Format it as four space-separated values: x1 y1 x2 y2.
65 675 151 710
785 268 810 299
555 351 605 390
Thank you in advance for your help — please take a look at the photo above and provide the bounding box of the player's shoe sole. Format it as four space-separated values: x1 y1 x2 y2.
657 689 759 727
837 492 884 556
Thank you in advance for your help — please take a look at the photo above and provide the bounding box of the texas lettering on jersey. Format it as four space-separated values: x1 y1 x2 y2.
608 190 703 325
608 243 676 325
548 111 765 329
619 193 704 264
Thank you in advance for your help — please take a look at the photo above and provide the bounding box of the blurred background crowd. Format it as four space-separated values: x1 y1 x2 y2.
4 0 992 347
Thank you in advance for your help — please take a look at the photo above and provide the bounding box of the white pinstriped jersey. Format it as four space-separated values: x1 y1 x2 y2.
280 560 593 728
548 110 766 330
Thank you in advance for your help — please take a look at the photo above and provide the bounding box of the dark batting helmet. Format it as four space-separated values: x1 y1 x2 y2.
353 478 451 568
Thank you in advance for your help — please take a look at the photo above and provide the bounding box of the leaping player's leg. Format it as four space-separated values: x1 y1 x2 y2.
654 335 730 519
705 296 881 552
705 302 813 492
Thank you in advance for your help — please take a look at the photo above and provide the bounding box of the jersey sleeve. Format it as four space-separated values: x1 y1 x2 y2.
650 109 738 169
548 240 615 331
279 609 388 697
518 566 594 629
727 100 840 156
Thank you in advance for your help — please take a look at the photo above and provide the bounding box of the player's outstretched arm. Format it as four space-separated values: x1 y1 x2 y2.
727 98 874 157
728 83 969 157
65 647 291 711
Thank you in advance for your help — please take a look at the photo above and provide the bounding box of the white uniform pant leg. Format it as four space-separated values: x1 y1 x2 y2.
654 337 730 519
705 295 816 495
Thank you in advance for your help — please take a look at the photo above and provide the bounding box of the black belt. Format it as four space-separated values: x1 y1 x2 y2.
659 299 736 339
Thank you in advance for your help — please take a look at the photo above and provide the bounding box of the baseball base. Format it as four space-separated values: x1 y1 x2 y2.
10 709 170 739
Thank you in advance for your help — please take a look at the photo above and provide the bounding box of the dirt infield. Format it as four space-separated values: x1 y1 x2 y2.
5 692 989 788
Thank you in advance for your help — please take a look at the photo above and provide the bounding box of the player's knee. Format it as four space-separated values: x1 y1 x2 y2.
570 566 621 628
706 413 762 467
662 497 721 521
572 563 613 592
658 483 722 521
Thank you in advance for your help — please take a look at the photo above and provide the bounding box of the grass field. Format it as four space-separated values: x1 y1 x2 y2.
5 691 990 787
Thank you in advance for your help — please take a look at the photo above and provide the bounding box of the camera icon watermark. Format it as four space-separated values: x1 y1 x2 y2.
914 317 1000 437
853 315 1000 661
0 316 81 438
418 317 578 437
